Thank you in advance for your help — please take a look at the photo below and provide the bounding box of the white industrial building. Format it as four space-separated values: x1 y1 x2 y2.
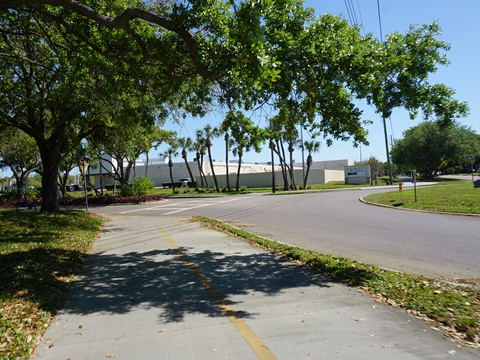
88 154 354 189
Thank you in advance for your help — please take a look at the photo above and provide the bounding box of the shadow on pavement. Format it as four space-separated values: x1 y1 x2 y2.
63 241 331 324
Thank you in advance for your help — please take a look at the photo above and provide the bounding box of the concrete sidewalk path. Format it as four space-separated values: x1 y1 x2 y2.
33 215 478 360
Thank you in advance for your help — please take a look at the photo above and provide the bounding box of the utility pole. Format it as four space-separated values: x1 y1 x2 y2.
383 116 393 185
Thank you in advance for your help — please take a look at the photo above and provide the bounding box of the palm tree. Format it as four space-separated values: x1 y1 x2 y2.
193 134 208 188
303 140 320 189
220 119 232 192
198 125 220 192
163 146 178 194
224 132 230 191
227 111 265 191
177 137 199 191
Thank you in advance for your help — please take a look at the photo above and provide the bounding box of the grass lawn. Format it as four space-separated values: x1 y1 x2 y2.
0 210 103 360
363 180 480 215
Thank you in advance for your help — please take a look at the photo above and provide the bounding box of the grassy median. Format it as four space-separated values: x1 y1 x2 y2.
363 180 480 215
195 216 480 350
0 210 103 360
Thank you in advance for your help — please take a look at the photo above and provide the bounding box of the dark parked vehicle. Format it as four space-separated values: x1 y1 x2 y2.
177 178 192 187
67 184 82 192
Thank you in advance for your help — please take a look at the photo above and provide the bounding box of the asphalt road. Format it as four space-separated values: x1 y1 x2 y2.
90 188 480 280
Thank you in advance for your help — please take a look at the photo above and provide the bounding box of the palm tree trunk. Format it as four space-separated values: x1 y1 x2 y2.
236 151 243 191
184 158 199 191
303 164 311 189
276 139 289 190
168 160 175 194
200 154 209 188
196 152 204 187
288 139 297 190
225 134 230 191
207 145 220 192
145 152 149 178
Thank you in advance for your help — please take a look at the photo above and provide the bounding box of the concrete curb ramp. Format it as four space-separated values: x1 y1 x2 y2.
33 215 479 359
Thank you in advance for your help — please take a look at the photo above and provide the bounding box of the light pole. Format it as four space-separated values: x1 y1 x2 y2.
383 115 393 185
79 156 90 211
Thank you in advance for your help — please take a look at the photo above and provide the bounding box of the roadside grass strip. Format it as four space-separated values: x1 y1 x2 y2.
194 216 480 350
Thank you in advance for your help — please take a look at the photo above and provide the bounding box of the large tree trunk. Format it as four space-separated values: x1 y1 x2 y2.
12 170 26 199
39 145 61 212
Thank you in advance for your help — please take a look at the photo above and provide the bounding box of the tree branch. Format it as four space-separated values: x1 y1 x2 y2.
1 0 214 79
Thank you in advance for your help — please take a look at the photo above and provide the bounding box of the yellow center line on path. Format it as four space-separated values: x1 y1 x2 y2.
156 225 276 360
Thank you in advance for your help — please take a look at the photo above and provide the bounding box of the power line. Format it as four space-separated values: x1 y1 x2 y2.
355 0 364 26
343 0 354 25
376 0 384 41
344 0 365 35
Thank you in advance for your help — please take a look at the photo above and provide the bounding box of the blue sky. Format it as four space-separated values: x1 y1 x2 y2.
2 1 478 177
167 0 479 165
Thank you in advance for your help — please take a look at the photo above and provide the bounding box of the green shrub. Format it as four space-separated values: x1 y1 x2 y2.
120 184 135 196
132 176 155 195
0 189 17 200
24 187 40 198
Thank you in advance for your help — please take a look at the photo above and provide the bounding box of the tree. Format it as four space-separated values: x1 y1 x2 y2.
177 136 200 191
356 156 386 177
0 2 215 211
163 147 179 194
0 127 41 199
268 115 296 190
391 121 480 178
352 23 470 182
91 123 173 186
261 7 468 188
198 125 220 192
1 0 469 201
222 111 265 191
302 140 320 189
0 9 145 211
193 136 209 189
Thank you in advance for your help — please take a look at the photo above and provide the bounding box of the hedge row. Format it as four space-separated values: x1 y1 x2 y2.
0 194 164 207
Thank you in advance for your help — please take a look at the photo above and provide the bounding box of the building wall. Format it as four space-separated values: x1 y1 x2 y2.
311 159 354 170
203 168 344 189
91 157 349 188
